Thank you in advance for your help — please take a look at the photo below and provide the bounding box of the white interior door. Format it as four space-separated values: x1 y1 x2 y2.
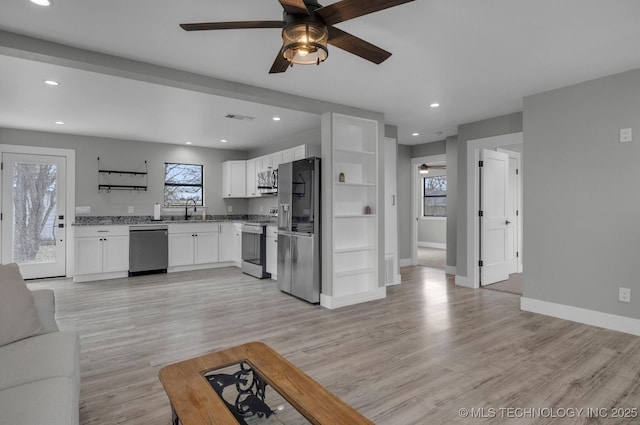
1 153 66 279
480 149 510 285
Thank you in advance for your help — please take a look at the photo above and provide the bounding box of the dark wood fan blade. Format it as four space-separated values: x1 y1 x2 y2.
328 26 391 64
316 0 414 26
278 0 310 15
269 51 290 74
180 21 283 31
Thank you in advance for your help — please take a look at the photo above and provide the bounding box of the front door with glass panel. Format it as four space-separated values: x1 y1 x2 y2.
1 153 66 279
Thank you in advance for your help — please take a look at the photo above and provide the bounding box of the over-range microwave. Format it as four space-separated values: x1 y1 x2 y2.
257 169 277 195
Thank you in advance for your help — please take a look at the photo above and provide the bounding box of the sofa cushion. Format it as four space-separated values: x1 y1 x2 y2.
0 263 44 347
0 377 77 425
0 331 80 392
31 288 60 333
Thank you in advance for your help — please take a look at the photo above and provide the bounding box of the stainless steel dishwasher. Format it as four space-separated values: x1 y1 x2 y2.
129 225 168 276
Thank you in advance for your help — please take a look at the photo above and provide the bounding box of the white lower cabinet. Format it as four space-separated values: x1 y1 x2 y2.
218 222 238 263
266 226 277 279
168 224 219 268
74 225 129 282
233 223 242 265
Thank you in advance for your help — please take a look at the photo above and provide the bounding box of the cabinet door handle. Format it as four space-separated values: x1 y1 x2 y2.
392 195 395 206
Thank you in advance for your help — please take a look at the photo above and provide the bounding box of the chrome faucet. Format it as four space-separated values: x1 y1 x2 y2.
184 198 198 220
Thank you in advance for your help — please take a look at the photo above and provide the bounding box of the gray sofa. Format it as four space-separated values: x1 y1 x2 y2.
0 265 80 425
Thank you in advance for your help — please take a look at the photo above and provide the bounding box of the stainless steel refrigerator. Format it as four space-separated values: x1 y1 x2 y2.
277 157 321 303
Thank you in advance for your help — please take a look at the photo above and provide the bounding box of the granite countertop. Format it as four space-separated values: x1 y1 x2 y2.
73 215 278 226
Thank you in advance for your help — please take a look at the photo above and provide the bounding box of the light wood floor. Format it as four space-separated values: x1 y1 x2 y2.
417 247 447 270
481 273 523 296
28 267 640 425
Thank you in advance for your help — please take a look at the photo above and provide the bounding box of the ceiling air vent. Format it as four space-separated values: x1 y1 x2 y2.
224 113 256 121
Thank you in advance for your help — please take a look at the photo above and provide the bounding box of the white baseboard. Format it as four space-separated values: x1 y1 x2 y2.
445 265 456 275
521 297 640 337
418 242 446 249
455 274 475 288
386 274 401 286
399 258 412 267
320 287 386 309
168 262 236 274
73 271 128 283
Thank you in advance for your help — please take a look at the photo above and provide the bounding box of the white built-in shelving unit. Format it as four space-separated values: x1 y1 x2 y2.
321 113 384 308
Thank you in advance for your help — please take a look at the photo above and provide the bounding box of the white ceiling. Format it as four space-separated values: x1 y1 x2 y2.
1 0 640 148
0 55 321 149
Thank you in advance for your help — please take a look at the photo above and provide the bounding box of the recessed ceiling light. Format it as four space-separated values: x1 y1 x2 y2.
185 142 192 145
430 103 440 108
412 132 419 137
44 80 59 86
55 121 64 125
272 117 281 121
220 139 228 143
30 0 51 6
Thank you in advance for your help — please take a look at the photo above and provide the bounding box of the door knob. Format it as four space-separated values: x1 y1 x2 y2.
505 220 512 225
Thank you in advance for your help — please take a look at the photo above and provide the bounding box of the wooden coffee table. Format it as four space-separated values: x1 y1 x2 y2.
158 341 374 425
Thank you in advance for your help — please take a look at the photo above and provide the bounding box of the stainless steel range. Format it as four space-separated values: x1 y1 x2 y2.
241 223 269 279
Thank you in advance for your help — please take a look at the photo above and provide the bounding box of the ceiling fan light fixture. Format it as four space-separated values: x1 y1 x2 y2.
282 22 328 66
419 164 429 175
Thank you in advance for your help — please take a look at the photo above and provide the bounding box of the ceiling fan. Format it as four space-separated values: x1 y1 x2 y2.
419 164 446 174
180 0 415 73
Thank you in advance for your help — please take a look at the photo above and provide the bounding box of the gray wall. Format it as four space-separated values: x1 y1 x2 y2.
247 127 321 158
456 112 523 277
397 144 412 261
418 219 446 245
411 140 446 158
523 68 640 318
0 127 248 217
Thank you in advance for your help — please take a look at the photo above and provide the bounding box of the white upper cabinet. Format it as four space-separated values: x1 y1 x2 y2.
222 144 311 199
270 151 282 170
246 158 259 198
222 161 246 198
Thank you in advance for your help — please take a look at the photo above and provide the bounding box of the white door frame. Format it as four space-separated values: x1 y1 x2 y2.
411 154 446 266
384 137 401 285
0 144 76 277
458 132 522 289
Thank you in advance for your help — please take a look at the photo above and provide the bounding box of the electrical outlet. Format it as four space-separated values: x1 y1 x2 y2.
227 205 232 213
75 206 91 214
128 206 134 214
260 205 264 213
620 128 632 143
619 287 631 303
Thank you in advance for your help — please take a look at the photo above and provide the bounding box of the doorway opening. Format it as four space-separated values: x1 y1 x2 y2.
411 154 447 271
479 147 522 295
461 132 522 290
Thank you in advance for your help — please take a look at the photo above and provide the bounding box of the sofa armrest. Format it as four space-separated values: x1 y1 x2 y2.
30 289 59 333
